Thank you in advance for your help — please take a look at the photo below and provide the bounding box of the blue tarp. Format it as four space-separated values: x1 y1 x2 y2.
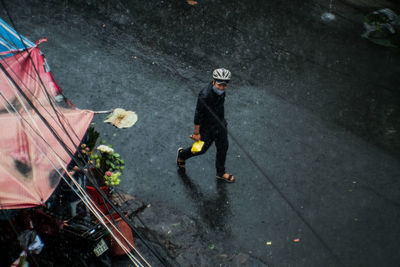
0 18 34 56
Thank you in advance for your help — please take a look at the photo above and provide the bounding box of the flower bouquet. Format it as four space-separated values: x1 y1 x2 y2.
85 126 125 187
91 144 125 186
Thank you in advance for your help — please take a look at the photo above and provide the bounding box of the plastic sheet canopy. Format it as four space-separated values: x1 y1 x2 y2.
0 46 94 209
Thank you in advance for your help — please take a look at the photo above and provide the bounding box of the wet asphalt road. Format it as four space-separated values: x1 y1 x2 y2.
2 0 400 266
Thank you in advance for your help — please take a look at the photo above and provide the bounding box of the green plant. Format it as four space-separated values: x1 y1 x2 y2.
86 124 100 151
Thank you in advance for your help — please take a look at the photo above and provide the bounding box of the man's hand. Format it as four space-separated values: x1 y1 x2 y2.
191 125 201 141
190 133 201 142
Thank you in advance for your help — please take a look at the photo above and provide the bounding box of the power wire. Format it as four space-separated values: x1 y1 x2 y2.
103 2 348 265
60 1 349 265
0 209 41 267
0 93 146 267
90 2 351 264
0 3 174 266
3 1 374 266
0 10 82 148
0 51 167 265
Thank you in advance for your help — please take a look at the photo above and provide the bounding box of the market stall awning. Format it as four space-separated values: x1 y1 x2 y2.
0 18 94 209
0 18 34 56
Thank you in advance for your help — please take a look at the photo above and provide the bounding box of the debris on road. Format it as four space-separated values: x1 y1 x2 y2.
187 0 198 5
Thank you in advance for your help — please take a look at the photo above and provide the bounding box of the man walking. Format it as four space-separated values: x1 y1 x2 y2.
177 68 235 183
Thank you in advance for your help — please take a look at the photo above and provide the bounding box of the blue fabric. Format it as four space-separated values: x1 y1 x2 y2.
212 85 225 95
0 18 34 56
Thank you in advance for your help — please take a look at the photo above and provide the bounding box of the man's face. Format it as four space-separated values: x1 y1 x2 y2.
213 81 228 91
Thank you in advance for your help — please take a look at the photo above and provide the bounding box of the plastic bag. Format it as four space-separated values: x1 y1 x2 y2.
191 140 204 153
362 8 400 47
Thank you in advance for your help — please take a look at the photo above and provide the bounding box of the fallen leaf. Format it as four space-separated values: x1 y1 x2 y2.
187 0 198 5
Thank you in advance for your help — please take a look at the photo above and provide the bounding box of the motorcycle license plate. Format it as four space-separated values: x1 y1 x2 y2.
93 239 108 257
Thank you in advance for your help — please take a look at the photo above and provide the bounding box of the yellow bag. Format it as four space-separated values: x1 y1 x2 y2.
191 140 205 153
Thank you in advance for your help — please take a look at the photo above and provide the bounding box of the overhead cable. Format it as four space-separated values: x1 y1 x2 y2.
0 6 173 265
0 92 148 267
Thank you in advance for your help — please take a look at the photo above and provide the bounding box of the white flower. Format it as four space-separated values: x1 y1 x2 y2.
96 145 114 154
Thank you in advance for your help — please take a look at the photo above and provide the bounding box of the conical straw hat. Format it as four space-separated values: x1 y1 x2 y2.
104 108 138 128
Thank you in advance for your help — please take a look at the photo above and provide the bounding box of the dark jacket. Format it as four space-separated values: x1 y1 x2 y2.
194 82 226 131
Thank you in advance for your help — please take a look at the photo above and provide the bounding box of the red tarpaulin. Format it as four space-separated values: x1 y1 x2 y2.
0 46 94 209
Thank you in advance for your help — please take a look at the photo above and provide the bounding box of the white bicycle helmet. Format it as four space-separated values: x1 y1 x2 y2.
212 68 231 83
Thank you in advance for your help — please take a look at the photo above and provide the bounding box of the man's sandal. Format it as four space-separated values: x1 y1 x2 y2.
216 173 235 183
177 147 185 169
